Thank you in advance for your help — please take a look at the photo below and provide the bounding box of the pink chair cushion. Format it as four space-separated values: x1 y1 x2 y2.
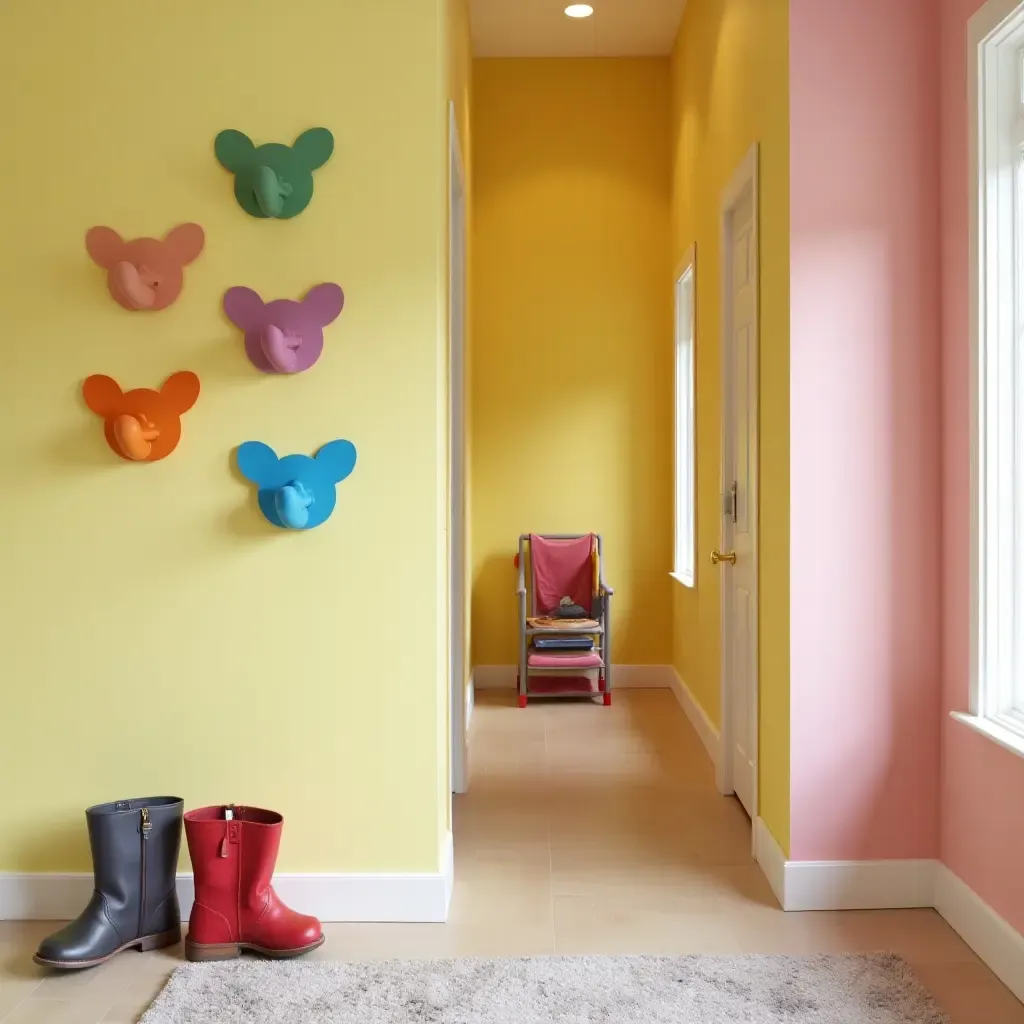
530 534 594 616
528 652 603 668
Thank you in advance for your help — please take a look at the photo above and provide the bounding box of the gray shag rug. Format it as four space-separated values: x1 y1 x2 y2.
139 953 948 1023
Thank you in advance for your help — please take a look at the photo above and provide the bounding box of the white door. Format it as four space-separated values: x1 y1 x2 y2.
449 102 469 796
718 147 759 820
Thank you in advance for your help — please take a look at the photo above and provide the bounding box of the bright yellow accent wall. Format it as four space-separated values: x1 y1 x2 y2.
669 0 791 852
0 0 449 872
470 58 673 666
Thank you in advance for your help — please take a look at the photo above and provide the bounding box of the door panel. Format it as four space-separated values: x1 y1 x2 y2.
723 179 757 819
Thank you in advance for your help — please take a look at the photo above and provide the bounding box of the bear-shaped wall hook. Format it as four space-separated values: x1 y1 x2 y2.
214 128 334 219
82 372 200 461
223 283 344 374
85 225 205 311
235 439 357 530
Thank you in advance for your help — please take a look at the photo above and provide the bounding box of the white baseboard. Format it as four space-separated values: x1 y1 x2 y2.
471 664 675 690
934 864 1024 1005
668 670 721 766
753 817 786 908
472 665 516 689
0 832 455 924
783 858 935 912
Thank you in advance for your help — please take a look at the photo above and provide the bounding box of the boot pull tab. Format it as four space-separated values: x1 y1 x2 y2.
220 814 240 858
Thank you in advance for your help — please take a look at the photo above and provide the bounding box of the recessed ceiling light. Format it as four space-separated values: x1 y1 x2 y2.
565 4 594 17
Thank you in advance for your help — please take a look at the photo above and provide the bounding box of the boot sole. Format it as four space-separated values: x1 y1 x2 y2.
185 934 325 962
32 925 181 970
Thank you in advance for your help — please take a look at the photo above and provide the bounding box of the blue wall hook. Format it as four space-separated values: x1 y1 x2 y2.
236 439 357 530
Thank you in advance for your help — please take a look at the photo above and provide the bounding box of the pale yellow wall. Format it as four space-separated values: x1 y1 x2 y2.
669 0 791 851
0 0 449 872
470 58 674 666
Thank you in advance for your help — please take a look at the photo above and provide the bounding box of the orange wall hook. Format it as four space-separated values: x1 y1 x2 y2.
82 372 200 462
85 225 205 311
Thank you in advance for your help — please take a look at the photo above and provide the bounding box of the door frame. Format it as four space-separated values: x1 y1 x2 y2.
717 142 760 831
448 100 469 797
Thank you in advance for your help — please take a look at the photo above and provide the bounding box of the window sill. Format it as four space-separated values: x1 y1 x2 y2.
669 571 695 589
950 711 1024 761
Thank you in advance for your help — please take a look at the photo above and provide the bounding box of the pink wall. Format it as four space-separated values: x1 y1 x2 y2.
940 0 1024 936
789 0 942 861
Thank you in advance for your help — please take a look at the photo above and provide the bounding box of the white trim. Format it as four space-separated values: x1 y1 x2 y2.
753 817 786 908
448 99 469 798
471 664 518 689
466 673 475 732
673 243 697 589
968 0 1024 744
470 664 676 690
668 670 720 767
782 859 936 913
935 863 1024 1005
0 837 456 924
950 709 1024 759
717 142 760 827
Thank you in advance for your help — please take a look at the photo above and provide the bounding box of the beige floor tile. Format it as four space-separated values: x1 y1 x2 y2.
914 962 1024 1023
0 688 1017 1024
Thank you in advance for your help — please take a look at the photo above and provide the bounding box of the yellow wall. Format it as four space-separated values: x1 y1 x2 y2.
470 58 673 666
669 0 791 851
0 0 450 872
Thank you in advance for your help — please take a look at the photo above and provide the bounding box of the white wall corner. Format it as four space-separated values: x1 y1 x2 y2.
466 674 475 732
782 859 936 913
669 670 721 766
441 828 455 919
753 817 786 908
934 863 1024 1005
470 664 675 690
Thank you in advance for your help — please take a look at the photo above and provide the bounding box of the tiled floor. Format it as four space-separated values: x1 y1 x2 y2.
1 688 1021 1022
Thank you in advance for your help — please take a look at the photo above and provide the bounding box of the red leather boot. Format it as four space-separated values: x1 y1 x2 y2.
183 805 324 961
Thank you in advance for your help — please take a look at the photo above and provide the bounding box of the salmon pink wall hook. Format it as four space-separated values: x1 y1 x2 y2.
223 284 344 374
82 372 200 462
85 224 205 311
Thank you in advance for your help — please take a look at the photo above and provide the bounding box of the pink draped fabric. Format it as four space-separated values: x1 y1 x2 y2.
529 534 594 615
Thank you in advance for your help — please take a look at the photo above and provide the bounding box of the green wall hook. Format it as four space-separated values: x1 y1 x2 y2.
214 128 334 219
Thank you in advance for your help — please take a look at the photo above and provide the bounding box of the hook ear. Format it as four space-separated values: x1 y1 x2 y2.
292 127 334 170
163 223 205 267
236 441 279 485
215 129 256 173
223 287 267 331
314 439 357 484
82 375 124 417
85 227 126 270
301 283 344 328
160 371 200 415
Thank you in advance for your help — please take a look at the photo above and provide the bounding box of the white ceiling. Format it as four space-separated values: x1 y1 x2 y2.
470 0 687 58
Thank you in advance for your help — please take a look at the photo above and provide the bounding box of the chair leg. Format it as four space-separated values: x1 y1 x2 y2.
603 692 612 706
518 693 527 708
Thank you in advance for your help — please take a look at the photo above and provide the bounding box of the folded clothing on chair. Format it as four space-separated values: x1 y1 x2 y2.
533 636 595 650
527 617 601 631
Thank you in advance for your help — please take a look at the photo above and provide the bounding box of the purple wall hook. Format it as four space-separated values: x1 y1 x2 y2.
223 283 345 374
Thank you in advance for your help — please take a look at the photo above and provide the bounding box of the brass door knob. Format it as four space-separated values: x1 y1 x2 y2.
710 550 737 565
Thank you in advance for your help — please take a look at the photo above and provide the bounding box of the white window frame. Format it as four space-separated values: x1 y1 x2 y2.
958 0 1024 758
672 245 697 588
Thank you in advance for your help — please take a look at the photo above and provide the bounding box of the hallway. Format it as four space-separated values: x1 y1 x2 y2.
0 692 1020 1022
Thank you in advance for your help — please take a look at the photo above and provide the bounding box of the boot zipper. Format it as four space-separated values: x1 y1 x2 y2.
139 807 151 937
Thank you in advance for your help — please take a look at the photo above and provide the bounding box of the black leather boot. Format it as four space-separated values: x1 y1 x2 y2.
34 796 184 970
